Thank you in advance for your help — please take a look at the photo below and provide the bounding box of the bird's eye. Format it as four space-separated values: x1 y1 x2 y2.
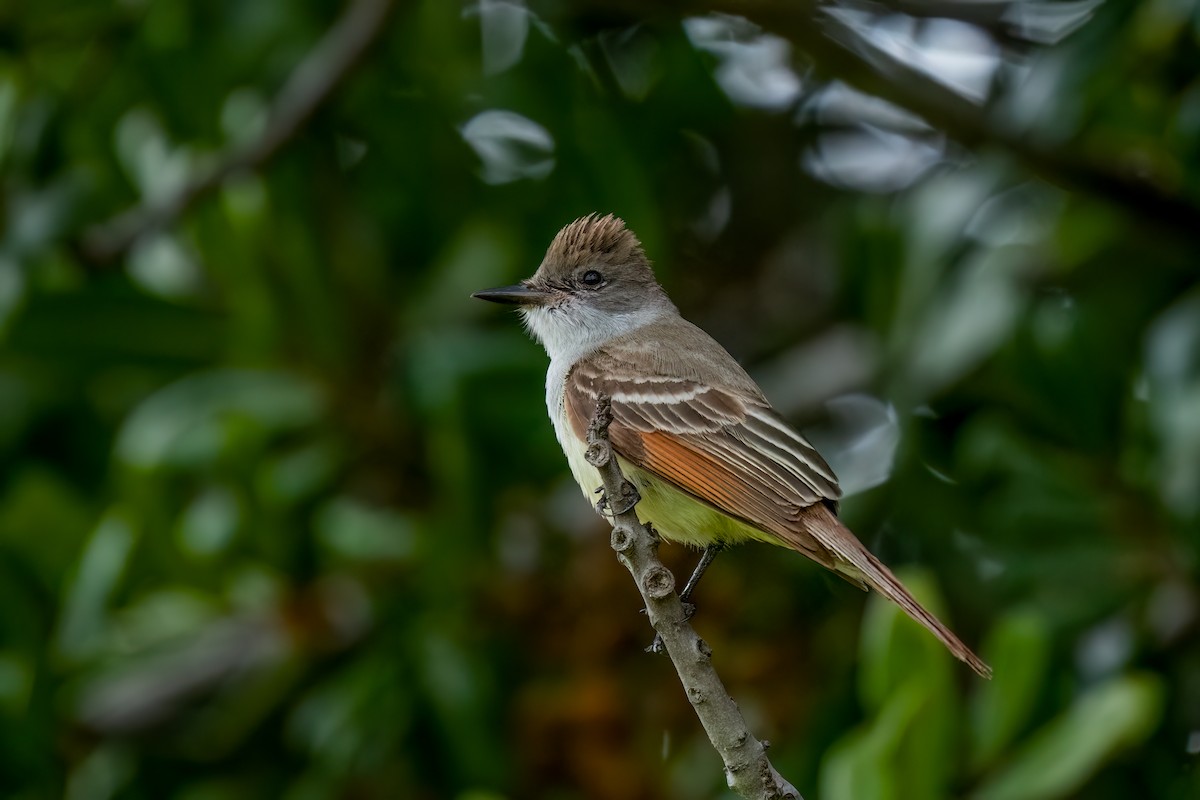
581 270 603 287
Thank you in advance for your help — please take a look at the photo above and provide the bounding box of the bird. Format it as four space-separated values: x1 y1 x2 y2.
472 213 991 678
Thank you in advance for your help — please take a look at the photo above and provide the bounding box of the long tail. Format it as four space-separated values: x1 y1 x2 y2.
789 504 992 679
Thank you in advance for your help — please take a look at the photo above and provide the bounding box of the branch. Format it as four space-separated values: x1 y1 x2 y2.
771 1 1200 240
584 395 802 800
82 0 396 263
584 0 1200 244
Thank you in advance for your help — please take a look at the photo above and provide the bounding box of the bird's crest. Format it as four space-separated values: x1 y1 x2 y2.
544 213 648 271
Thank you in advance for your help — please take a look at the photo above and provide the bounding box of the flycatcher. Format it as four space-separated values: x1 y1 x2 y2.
473 214 990 678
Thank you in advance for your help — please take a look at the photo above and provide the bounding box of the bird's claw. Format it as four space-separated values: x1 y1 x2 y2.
593 483 640 516
594 485 609 516
610 481 640 515
644 602 697 654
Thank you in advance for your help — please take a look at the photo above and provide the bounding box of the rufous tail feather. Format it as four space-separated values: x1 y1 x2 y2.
790 504 992 679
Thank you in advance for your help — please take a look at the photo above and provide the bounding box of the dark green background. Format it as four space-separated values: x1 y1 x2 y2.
1 1 1198 798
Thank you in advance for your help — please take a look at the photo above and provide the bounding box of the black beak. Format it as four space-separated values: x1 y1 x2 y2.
471 283 552 306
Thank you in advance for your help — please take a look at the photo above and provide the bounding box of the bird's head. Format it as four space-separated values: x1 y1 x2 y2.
472 214 674 360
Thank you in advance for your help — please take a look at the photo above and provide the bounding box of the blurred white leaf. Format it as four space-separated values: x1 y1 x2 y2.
1004 0 1103 45
1075 616 1135 678
57 511 138 661
5 179 76 255
460 109 555 184
808 393 900 495
803 81 931 133
824 10 1001 102
114 108 200 201
906 169 1000 267
126 232 203 299
966 183 1062 248
804 124 944 192
907 247 1023 393
684 16 802 110
177 486 240 557
1144 290 1200 515
477 0 530 76
693 186 731 241
754 325 880 416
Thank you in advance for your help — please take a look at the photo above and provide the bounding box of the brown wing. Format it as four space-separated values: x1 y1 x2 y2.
563 345 992 679
563 350 841 554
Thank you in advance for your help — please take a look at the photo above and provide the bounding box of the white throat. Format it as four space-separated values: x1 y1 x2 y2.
522 297 669 443
520 298 666 366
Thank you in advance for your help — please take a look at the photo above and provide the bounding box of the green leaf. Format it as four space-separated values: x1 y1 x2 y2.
969 609 1052 770
853 570 964 798
858 568 955 713
971 673 1165 800
823 572 969 800
820 710 902 800
115 369 325 470
55 510 138 661
821 680 929 800
315 496 416 563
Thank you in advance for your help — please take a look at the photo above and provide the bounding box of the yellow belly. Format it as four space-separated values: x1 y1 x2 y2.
558 418 778 549
623 461 782 548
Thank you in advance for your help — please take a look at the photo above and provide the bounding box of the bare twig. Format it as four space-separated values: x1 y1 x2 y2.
584 395 802 800
82 0 395 263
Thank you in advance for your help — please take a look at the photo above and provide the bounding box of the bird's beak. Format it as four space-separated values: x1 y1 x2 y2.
471 283 553 306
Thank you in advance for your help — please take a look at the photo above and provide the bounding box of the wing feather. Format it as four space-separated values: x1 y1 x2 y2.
564 349 841 549
562 341 992 678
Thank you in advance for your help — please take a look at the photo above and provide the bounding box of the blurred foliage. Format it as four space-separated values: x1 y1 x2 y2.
1 0 1199 798
824 574 1166 800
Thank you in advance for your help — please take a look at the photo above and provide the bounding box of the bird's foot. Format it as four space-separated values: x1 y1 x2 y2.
594 482 641 516
593 485 609 516
645 601 695 654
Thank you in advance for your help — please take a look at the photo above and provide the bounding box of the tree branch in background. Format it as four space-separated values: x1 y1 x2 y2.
594 0 1200 244
584 395 802 800
82 0 396 263
771 1 1200 241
